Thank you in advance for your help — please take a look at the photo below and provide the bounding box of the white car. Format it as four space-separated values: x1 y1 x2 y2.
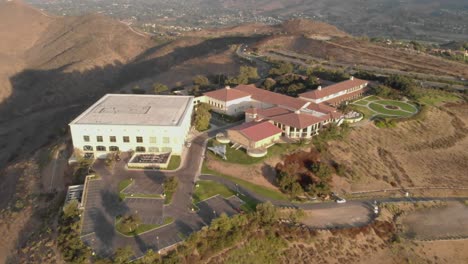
336 198 347 204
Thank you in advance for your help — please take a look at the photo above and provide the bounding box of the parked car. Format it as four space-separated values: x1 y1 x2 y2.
336 198 347 204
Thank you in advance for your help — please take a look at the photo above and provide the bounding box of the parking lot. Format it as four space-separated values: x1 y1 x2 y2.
124 197 164 225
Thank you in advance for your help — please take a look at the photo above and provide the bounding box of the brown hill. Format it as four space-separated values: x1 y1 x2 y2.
278 19 348 38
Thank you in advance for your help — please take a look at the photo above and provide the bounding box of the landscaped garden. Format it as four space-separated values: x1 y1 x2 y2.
351 96 418 119
193 180 236 203
207 139 305 165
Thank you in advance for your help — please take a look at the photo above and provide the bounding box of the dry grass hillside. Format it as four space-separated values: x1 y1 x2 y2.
254 35 468 77
327 103 468 192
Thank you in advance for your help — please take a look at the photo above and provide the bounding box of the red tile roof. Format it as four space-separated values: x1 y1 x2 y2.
299 78 368 100
268 112 327 129
229 121 283 142
235 84 309 110
256 107 291 118
321 88 368 106
306 102 337 114
204 87 251 101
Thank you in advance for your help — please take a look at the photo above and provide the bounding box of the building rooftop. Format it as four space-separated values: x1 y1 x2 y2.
235 84 309 110
254 107 327 129
203 86 251 101
70 94 193 126
299 77 368 100
229 121 283 142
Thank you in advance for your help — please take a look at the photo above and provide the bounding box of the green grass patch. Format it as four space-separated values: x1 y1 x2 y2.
202 163 288 201
368 102 414 117
116 217 174 236
349 105 374 119
165 155 181 170
193 180 236 203
375 100 418 113
118 178 133 193
352 100 370 106
208 140 304 165
418 93 461 106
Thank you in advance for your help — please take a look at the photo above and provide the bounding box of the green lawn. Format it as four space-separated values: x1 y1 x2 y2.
118 178 133 193
349 105 374 119
115 217 174 236
374 100 418 113
419 93 461 106
202 164 289 201
165 155 181 170
208 140 305 165
368 102 415 117
352 100 370 106
193 180 236 203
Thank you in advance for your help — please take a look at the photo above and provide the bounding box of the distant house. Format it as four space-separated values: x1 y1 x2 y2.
299 77 368 106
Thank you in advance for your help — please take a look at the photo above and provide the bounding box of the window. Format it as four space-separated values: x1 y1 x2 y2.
96 146 106 151
109 136 116 142
163 137 170 144
135 146 146 152
149 137 157 144
162 147 172 153
136 136 143 143
83 136 90 142
97 136 103 142
109 146 119 152
83 145 93 151
148 147 159 153
123 136 130 143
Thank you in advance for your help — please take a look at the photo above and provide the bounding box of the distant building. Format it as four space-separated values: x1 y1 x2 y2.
69 94 193 159
299 77 368 106
198 82 352 140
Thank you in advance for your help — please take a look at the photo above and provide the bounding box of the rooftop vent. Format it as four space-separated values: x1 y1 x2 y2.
317 86 322 91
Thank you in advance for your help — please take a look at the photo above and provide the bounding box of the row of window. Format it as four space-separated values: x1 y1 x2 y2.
83 145 172 153
83 135 171 144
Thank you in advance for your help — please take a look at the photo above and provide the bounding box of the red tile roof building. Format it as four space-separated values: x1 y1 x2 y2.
299 77 368 105
200 78 367 139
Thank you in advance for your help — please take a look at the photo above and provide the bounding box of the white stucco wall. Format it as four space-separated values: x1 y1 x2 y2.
70 105 193 158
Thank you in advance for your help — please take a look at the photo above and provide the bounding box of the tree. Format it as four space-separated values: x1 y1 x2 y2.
262 78 276 90
255 202 278 224
269 61 294 76
119 214 141 234
132 85 146 94
193 103 211 131
153 83 169 94
227 66 259 85
193 75 210 87
113 246 134 264
63 200 80 219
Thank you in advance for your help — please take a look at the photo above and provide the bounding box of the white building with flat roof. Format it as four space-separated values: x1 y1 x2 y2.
69 94 194 159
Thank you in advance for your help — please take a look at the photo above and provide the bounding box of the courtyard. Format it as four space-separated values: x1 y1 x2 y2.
351 96 419 119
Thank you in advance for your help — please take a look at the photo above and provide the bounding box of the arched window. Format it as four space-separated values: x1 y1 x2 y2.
96 146 106 151
83 145 93 151
109 146 119 152
135 146 146 152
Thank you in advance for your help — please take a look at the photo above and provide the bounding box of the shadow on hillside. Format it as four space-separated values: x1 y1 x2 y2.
3 34 265 259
